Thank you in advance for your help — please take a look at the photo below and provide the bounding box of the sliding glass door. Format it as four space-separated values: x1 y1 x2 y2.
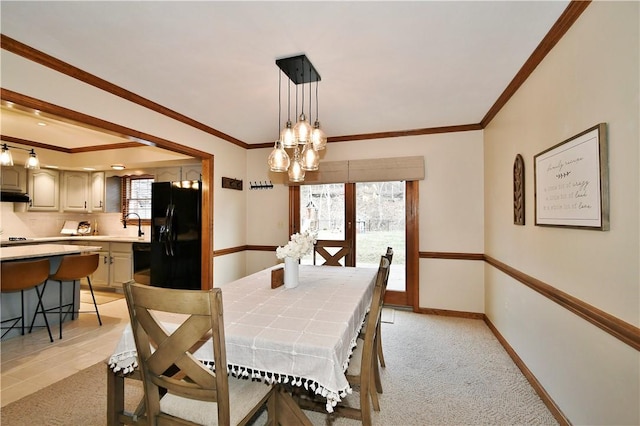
355 182 405 292
298 181 409 302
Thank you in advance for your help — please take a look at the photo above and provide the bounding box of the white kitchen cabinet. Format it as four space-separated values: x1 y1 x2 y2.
181 164 202 181
90 242 133 288
155 164 201 182
62 171 90 212
90 172 105 212
110 243 134 288
28 169 60 211
1 165 27 192
92 249 110 286
154 167 181 182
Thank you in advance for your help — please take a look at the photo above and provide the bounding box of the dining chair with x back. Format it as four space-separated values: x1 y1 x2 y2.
123 281 276 425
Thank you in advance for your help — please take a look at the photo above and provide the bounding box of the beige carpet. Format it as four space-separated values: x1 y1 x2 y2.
80 289 125 305
1 362 144 426
1 310 558 425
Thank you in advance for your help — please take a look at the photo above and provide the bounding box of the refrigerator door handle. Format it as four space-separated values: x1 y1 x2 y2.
165 204 175 257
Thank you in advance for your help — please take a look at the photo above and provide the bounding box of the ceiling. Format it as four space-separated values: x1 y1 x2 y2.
0 1 571 167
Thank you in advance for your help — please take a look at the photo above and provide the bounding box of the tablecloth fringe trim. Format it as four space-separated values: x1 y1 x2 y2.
223 364 349 413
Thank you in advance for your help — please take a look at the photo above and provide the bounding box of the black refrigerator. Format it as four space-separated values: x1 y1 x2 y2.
151 182 201 289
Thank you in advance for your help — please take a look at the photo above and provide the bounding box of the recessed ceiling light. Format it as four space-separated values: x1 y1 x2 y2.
111 164 125 170
83 167 96 171
37 122 47 126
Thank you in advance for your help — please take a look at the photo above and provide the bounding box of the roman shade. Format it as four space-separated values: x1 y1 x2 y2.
288 156 424 185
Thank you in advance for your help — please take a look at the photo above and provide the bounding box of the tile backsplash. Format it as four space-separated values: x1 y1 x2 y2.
0 203 150 239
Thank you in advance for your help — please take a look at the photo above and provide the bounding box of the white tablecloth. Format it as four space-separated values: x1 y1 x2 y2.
108 265 377 411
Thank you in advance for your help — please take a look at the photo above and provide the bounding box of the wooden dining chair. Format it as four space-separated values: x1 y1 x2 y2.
343 255 390 422
357 247 393 397
294 256 389 424
123 281 275 426
313 239 352 266
376 246 394 369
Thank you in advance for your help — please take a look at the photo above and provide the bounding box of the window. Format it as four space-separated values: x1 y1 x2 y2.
122 175 154 222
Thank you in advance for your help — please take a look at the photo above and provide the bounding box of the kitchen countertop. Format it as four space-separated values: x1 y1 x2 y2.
0 235 151 246
0 243 104 261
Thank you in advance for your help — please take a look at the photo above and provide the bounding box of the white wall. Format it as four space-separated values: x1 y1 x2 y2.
483 2 639 424
247 130 485 313
1 51 249 288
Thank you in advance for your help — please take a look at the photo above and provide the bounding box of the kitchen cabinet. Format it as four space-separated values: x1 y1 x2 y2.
181 164 202 181
28 169 60 211
62 171 89 212
90 242 133 289
155 164 201 182
1 165 27 193
90 172 105 212
154 167 180 183
61 171 105 212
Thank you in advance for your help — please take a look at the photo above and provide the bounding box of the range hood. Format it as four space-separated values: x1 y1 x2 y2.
1 191 31 203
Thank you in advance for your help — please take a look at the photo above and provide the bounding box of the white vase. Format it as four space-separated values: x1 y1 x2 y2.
284 257 299 289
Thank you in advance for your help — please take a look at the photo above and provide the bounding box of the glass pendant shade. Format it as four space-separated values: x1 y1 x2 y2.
25 150 40 170
1 145 14 166
311 120 327 151
293 113 312 143
300 141 319 171
268 140 290 172
281 121 297 148
288 147 305 182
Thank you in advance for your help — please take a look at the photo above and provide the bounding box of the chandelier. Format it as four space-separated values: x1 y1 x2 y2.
268 54 327 182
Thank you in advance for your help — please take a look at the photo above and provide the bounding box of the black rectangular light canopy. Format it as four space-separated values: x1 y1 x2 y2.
276 54 321 85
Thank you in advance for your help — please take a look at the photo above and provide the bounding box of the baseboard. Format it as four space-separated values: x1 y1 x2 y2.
415 306 484 320
483 316 571 426
415 307 571 425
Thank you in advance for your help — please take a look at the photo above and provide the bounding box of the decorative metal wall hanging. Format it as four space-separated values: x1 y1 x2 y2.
513 154 525 225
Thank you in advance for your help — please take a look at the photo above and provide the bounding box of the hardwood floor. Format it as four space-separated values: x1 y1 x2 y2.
0 295 130 407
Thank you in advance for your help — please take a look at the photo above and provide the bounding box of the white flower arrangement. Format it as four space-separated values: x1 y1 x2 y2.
276 230 317 260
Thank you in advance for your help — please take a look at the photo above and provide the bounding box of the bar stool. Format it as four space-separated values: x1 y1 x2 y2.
44 253 102 339
1 259 53 342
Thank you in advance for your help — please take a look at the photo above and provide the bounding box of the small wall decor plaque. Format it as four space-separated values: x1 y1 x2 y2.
222 177 243 190
534 123 609 230
513 154 525 225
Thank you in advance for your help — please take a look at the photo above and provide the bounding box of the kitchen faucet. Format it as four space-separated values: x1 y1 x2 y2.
123 212 144 238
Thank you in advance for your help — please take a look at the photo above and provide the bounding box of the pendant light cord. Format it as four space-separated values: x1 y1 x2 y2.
300 56 305 116
315 81 319 122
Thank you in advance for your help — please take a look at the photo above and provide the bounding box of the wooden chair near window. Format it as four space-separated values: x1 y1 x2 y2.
123 281 275 426
296 255 390 425
313 239 352 266
376 246 394 368
356 246 393 398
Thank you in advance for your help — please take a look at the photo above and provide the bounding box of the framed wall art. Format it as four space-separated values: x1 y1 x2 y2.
534 123 609 230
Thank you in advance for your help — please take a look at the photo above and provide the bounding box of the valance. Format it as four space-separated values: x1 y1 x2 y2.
288 156 424 185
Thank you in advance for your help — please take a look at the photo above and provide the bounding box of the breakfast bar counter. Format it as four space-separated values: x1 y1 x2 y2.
0 243 103 261
1 244 103 340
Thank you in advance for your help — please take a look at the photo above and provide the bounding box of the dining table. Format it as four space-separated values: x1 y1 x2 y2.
106 264 378 424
